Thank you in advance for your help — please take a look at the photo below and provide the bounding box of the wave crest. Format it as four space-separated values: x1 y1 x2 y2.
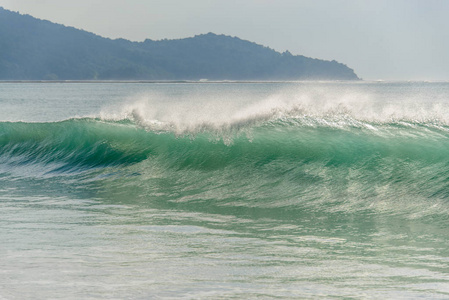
97 84 449 137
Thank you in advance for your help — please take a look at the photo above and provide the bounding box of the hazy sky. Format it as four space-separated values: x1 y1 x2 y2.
1 0 448 80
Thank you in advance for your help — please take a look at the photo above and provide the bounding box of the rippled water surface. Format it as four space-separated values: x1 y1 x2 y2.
1 82 449 299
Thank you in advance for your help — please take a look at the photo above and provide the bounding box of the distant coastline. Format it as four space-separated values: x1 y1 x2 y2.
0 7 359 81
0 80 362 84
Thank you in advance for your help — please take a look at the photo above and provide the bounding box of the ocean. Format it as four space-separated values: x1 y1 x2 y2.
1 81 448 299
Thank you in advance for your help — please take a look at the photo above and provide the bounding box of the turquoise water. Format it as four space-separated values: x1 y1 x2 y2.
1 82 449 299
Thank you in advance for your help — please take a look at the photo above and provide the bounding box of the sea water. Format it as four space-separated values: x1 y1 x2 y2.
1 81 449 299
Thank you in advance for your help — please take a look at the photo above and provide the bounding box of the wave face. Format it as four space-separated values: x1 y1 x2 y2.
2 114 449 219
2 82 449 299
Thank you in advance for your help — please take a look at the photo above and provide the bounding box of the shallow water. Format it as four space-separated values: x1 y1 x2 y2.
1 82 449 299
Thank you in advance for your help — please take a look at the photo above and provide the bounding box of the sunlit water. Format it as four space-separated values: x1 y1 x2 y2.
1 82 449 299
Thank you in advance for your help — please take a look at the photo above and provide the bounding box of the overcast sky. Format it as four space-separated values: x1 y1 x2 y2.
1 0 448 80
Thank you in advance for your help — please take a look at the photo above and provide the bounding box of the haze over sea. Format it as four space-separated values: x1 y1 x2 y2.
1 81 449 299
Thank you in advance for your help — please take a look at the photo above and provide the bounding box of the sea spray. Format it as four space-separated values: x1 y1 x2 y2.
1 82 449 299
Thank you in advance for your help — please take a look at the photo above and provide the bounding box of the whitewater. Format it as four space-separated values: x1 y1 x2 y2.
1 81 449 299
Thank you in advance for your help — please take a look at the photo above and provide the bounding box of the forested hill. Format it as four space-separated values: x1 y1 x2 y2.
0 7 359 81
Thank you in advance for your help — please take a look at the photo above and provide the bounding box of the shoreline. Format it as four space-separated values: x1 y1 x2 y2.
1 80 448 84
0 79 361 84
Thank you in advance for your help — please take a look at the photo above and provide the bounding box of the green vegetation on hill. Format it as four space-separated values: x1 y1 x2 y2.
0 7 359 80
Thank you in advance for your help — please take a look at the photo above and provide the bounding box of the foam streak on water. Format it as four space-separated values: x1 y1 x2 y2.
1 82 449 299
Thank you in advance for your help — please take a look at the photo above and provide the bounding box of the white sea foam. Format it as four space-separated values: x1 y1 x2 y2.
99 82 449 134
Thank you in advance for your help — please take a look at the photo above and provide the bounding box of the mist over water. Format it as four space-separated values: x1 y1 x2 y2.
1 82 449 299
101 81 449 134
